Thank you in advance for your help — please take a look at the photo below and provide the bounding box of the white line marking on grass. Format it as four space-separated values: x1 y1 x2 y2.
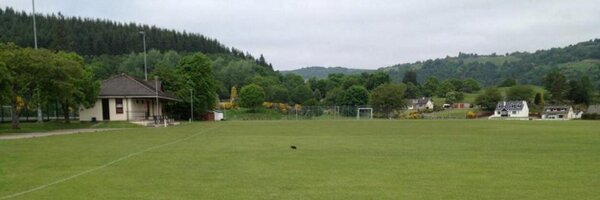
0 124 222 200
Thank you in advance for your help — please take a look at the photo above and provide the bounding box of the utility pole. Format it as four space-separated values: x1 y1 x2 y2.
140 31 148 80
32 0 43 123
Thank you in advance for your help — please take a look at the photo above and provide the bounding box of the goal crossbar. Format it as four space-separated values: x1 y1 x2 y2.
356 108 373 120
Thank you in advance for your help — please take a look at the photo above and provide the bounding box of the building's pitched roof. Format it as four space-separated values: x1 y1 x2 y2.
99 74 179 100
587 105 600 114
543 105 572 115
495 101 526 111
408 97 432 107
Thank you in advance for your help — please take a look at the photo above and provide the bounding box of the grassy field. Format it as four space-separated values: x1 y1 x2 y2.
224 108 285 120
0 121 141 135
223 108 355 121
0 120 598 199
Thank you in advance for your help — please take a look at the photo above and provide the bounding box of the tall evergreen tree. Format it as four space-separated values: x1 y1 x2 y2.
402 70 418 85
543 70 569 103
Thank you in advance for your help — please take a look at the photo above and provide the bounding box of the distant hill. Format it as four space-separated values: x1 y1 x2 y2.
379 39 600 88
282 66 374 79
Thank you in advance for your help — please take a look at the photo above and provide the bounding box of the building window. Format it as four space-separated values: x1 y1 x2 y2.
116 98 123 114
512 111 517 114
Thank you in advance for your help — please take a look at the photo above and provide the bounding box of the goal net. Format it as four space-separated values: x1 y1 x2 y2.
357 108 373 120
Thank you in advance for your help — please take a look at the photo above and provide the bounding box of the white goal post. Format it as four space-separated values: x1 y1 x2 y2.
357 108 373 120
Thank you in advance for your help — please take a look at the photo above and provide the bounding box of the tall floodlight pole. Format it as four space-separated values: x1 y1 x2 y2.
32 0 43 123
32 0 38 49
190 89 194 122
140 31 148 80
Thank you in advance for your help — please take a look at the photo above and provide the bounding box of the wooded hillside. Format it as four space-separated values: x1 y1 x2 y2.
381 39 600 87
0 7 270 68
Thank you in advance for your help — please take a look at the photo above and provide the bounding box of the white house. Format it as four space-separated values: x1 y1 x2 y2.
542 105 574 120
407 97 434 110
79 74 179 122
489 101 529 119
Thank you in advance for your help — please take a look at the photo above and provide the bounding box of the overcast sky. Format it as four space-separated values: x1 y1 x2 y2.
3 0 600 70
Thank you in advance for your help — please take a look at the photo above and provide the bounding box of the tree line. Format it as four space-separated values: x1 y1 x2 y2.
230 69 485 117
384 39 600 88
0 7 273 70
0 43 99 129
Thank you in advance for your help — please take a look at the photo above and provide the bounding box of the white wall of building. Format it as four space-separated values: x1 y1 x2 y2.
79 99 102 121
542 107 574 120
80 98 164 122
108 98 126 121
491 101 529 118
425 101 434 109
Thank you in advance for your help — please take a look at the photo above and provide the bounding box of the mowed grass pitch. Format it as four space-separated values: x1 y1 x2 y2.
0 120 598 199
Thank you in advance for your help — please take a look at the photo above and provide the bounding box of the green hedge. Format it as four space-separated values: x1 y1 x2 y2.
581 113 600 120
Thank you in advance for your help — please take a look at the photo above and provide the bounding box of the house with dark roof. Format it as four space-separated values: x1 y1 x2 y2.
79 74 179 121
407 97 434 110
490 101 529 119
542 105 574 120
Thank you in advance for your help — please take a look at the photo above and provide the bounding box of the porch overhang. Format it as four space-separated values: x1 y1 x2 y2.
98 95 180 101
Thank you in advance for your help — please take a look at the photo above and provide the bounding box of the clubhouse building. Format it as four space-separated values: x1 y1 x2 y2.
79 74 179 122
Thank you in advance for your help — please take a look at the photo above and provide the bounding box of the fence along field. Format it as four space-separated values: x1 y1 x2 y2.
222 105 477 120
0 104 78 123
1 104 474 123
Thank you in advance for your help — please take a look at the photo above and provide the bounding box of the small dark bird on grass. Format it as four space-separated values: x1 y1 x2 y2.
290 145 297 150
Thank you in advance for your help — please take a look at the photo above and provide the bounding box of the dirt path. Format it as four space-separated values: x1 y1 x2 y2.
0 128 124 140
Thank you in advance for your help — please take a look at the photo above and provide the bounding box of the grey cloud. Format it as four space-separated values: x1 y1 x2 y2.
3 0 600 70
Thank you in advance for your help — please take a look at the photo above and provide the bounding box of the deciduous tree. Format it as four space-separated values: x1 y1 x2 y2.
366 71 391 90
371 84 407 117
474 87 503 111
340 86 370 106
291 85 313 105
437 80 456 97
239 84 265 111
506 85 535 103
462 78 481 93
422 77 439 97
176 53 217 116
445 91 464 104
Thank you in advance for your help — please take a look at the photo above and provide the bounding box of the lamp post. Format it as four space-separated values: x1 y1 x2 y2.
32 0 43 123
140 31 148 80
190 89 194 122
32 0 38 49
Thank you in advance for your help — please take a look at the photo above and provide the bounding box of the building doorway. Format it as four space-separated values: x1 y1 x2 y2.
102 99 110 120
